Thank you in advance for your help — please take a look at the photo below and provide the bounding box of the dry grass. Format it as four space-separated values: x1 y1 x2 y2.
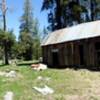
0 64 100 100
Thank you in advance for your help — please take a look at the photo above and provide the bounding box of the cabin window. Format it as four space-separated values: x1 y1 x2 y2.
79 45 85 65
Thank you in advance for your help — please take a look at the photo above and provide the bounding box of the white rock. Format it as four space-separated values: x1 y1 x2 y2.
33 85 54 95
0 71 17 78
32 63 47 71
0 72 6 76
4 91 13 100
37 76 43 80
6 71 16 78
37 76 51 81
37 64 47 71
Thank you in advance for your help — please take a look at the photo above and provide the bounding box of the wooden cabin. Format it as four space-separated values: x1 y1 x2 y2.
41 21 100 68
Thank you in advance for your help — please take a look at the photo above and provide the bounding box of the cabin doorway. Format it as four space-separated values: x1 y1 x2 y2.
79 45 85 65
52 52 59 66
95 42 100 65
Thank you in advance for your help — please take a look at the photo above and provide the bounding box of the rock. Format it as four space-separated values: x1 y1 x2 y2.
4 91 13 100
0 71 17 78
6 71 17 78
31 64 39 68
37 76 43 80
33 85 54 95
0 72 6 76
31 63 47 71
37 76 51 81
38 64 47 71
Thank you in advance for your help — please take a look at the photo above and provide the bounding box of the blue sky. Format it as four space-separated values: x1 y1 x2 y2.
5 0 48 39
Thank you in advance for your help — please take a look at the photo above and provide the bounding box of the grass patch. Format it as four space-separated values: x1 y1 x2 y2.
0 65 100 100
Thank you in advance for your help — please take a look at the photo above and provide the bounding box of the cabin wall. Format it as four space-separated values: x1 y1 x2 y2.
42 37 100 68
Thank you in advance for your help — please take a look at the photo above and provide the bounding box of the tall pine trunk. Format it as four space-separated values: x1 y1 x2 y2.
3 15 9 64
90 0 96 21
2 0 9 65
55 0 62 29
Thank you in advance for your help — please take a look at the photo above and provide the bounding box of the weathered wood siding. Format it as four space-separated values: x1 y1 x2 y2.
42 37 100 68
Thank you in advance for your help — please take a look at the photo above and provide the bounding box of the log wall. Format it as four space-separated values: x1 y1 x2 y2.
42 37 100 68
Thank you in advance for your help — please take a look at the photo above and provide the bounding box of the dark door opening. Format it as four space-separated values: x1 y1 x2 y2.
96 52 100 65
95 42 100 65
52 52 59 66
79 45 84 65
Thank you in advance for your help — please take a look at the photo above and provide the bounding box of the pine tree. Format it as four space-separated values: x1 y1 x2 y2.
19 0 41 60
1 0 9 64
19 0 34 60
42 26 48 40
42 0 87 31
19 0 33 33
32 19 41 60
42 0 68 31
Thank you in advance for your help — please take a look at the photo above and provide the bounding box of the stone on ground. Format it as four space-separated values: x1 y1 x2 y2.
6 71 17 78
31 63 47 71
4 91 14 100
33 85 54 95
0 71 17 78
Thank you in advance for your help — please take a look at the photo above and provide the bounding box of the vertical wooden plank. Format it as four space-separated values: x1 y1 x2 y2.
88 42 95 66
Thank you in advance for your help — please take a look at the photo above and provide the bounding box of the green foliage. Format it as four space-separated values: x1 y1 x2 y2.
33 18 39 37
91 0 100 20
19 0 33 33
18 32 34 60
0 30 15 49
0 29 16 60
19 0 34 60
19 0 41 60
41 27 49 44
42 0 100 31
32 19 42 60
42 0 68 31
33 35 41 60
0 46 3 59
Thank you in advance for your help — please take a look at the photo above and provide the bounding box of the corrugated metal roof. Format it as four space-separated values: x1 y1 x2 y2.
42 20 100 46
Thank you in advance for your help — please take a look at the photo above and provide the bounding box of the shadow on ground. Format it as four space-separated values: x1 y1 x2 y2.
48 65 100 72
17 61 39 66
0 60 39 67
0 64 7 67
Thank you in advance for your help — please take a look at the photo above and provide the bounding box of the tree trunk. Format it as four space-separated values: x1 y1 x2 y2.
90 1 94 21
3 7 9 65
4 41 9 65
90 0 96 21
55 0 62 29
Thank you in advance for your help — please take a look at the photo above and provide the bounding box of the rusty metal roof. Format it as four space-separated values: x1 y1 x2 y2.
42 20 100 46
